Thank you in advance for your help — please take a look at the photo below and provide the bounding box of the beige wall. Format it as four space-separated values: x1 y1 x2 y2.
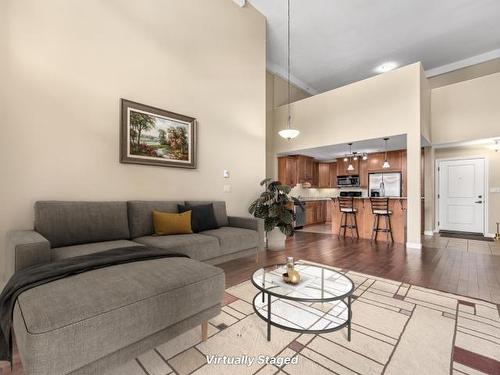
431 72 500 145
429 58 500 89
272 73 311 107
266 71 310 178
272 63 422 154
271 63 424 245
434 146 500 235
0 0 266 283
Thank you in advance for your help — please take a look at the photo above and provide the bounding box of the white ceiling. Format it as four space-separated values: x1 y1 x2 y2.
278 134 409 161
248 0 500 94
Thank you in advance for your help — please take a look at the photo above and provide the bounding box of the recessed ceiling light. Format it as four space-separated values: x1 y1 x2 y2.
375 62 398 73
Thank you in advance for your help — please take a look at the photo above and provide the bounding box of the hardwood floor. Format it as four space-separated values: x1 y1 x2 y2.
2 232 499 374
219 231 500 305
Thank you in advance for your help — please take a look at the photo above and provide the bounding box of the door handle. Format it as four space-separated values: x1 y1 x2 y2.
475 201 483 204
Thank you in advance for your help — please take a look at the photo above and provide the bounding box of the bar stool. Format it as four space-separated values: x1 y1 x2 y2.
370 197 394 242
338 197 359 238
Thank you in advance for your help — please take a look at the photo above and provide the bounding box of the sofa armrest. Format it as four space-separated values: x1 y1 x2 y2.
227 216 265 251
6 230 51 275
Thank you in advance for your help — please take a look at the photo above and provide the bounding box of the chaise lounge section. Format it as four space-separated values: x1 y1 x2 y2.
5 200 263 375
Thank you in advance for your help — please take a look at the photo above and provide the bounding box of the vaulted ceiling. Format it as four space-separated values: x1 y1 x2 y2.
249 0 500 94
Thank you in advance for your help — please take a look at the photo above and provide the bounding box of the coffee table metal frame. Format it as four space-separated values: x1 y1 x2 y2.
251 263 354 341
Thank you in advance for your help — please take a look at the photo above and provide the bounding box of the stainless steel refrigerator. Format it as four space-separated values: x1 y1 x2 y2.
369 172 402 197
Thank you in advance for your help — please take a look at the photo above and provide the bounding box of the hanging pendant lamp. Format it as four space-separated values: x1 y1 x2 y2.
383 138 390 169
279 0 300 140
347 143 354 171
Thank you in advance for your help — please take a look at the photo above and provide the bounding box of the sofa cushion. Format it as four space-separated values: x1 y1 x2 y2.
184 201 228 227
153 210 193 235
178 203 219 233
35 201 130 248
14 257 224 375
127 201 184 238
201 227 259 255
134 234 220 261
51 240 143 261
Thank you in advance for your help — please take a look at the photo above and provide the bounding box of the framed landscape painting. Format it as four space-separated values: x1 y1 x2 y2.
120 99 197 168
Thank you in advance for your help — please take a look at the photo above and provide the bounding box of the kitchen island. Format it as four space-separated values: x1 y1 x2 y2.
330 197 408 243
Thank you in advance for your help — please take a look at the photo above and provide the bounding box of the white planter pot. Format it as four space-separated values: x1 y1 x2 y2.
266 228 287 251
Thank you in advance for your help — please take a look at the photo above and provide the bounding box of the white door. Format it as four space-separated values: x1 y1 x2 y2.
438 158 485 233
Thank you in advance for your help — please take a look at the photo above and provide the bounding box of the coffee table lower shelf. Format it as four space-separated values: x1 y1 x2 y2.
251 291 352 341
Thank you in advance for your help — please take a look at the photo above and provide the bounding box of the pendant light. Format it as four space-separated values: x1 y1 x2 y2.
382 137 390 169
347 143 354 171
278 0 300 140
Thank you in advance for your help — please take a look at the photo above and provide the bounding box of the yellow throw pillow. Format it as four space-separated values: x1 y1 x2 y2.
152 210 193 235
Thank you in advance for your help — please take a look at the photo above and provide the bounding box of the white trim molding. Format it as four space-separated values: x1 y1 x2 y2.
423 230 434 237
425 48 500 77
232 0 246 7
267 61 319 96
406 242 423 249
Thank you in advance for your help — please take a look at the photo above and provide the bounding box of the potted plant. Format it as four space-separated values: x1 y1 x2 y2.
249 178 302 250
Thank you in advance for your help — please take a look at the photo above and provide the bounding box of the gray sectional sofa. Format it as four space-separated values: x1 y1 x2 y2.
6 200 264 375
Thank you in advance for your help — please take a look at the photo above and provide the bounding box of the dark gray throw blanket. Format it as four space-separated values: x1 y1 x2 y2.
0 246 189 363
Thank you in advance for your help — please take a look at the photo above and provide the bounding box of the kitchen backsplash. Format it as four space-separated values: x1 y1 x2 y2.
290 184 368 198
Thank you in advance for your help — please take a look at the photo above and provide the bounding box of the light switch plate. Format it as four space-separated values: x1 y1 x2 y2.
490 187 500 193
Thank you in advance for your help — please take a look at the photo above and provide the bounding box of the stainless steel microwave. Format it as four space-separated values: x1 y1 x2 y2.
337 175 360 187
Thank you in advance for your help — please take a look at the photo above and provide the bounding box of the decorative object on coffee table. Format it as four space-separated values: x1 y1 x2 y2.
120 99 197 168
282 256 300 284
251 260 354 341
248 178 302 250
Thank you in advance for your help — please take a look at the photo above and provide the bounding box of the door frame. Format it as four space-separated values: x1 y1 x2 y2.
434 156 489 236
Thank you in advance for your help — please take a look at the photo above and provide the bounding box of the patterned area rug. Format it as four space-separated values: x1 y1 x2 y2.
105 262 500 375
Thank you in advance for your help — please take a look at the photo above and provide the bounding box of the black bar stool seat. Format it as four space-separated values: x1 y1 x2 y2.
338 197 359 238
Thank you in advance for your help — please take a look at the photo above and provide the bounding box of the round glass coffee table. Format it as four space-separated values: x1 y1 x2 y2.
251 261 354 341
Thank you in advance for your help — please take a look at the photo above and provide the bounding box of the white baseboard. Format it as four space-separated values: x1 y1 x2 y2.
423 230 434 236
406 242 422 249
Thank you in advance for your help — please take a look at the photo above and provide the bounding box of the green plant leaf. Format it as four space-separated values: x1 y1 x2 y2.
260 177 272 186
248 178 296 237
278 209 294 224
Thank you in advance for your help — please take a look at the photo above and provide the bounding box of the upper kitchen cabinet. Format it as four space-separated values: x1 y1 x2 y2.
366 151 402 172
278 156 337 188
318 163 331 188
278 156 297 186
297 156 315 184
359 158 368 187
329 163 337 188
337 159 359 176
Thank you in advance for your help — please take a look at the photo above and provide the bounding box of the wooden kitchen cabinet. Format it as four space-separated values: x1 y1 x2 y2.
359 158 368 187
312 161 319 187
337 159 359 176
304 203 315 225
326 201 332 222
367 151 402 172
329 163 337 187
296 156 315 185
278 156 297 186
318 201 326 222
318 163 331 188
303 201 327 225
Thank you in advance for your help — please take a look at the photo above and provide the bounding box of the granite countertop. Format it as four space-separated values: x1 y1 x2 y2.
296 197 335 201
298 197 424 201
